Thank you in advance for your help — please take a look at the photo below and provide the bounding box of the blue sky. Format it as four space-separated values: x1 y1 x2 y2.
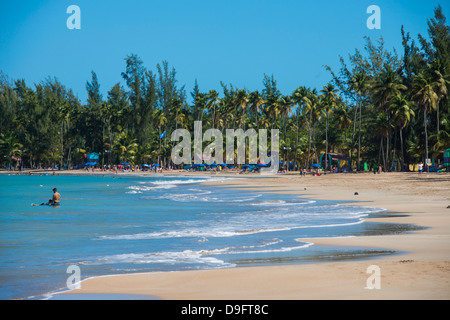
1 0 448 104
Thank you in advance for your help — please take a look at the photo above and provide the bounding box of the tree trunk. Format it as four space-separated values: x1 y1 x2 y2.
437 98 440 135
424 108 429 168
350 105 358 171
60 121 64 170
108 119 113 165
325 113 328 171
295 111 299 171
392 128 398 171
400 128 405 172
313 123 318 164
306 114 312 169
357 101 362 171
384 136 388 171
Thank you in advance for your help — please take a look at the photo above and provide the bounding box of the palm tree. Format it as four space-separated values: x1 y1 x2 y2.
320 83 339 171
334 102 352 168
266 93 282 129
217 95 230 132
374 112 392 170
430 60 449 135
55 99 72 169
113 131 139 165
349 72 368 171
155 109 168 165
276 95 293 170
0 132 23 169
431 130 450 155
234 89 248 129
412 73 438 167
248 91 265 131
300 92 314 168
391 93 415 171
292 86 309 171
176 108 187 129
100 102 116 165
206 90 219 129
258 115 271 130
195 92 207 122
170 97 183 130
278 95 293 145
371 65 407 170
307 90 321 166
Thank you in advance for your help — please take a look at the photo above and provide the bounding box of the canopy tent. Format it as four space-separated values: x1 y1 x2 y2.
85 153 99 167
444 148 450 166
320 152 349 170
86 153 99 161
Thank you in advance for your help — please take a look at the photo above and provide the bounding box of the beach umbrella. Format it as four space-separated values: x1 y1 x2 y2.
193 163 205 167
241 165 251 168
121 162 130 166
311 163 321 168
142 164 150 167
152 163 160 167
219 163 228 167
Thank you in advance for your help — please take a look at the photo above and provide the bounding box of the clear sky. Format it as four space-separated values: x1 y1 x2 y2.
1 0 448 104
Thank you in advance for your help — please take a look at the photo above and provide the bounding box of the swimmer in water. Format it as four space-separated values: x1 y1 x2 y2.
32 188 61 206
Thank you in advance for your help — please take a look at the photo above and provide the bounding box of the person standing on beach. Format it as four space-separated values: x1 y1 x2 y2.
418 161 423 174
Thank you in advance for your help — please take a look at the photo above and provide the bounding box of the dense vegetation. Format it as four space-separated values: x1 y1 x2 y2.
1 6 449 171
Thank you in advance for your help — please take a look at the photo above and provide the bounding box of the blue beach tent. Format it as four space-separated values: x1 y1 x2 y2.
257 163 268 167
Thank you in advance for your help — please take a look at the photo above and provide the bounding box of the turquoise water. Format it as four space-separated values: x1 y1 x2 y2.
0 174 415 300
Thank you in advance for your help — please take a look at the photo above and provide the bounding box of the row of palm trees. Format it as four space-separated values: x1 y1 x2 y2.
2 66 447 171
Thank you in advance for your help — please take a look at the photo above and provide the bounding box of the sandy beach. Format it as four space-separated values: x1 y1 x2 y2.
51 170 450 300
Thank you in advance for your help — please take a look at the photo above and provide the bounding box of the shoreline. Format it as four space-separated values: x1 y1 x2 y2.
31 171 450 299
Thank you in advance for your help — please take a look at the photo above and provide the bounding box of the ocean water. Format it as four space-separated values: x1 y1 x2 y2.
0 174 418 300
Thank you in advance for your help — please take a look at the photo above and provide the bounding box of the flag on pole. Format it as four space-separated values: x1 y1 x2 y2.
160 131 165 139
